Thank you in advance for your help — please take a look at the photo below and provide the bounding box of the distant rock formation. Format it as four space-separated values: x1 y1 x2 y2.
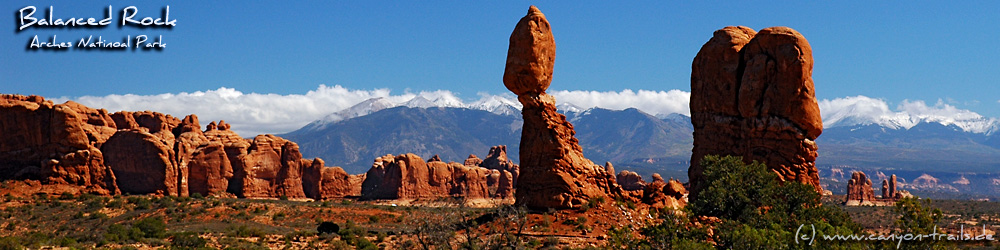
0 94 359 200
360 153 513 200
689 26 823 200
845 172 876 205
480 145 520 186
845 171 906 206
888 174 897 199
641 174 687 209
616 170 646 191
463 154 483 167
504 6 618 209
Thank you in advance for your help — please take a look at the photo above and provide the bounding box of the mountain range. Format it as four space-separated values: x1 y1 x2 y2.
281 95 1000 196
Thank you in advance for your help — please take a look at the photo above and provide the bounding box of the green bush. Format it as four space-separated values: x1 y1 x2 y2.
170 232 207 249
135 217 168 239
621 155 863 250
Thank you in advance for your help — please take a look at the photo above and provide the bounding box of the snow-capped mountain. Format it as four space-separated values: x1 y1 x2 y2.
301 97 396 130
468 95 522 116
820 96 1000 135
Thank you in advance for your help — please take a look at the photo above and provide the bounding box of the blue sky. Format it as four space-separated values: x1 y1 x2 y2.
3 1 999 123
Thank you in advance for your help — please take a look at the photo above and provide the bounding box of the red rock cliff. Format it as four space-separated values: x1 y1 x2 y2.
689 26 823 200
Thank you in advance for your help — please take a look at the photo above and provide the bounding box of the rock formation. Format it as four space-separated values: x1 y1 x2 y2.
360 153 513 200
463 154 483 167
689 26 823 200
888 174 898 199
103 130 179 195
480 145 520 186
0 95 119 195
1 94 359 200
845 171 876 205
504 6 618 209
641 174 687 209
881 180 889 200
303 158 364 199
616 170 646 191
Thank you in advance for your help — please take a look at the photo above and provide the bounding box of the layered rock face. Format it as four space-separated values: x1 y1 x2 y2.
845 171 876 205
360 153 514 200
689 26 823 200
504 6 618 209
0 95 119 194
1 95 358 199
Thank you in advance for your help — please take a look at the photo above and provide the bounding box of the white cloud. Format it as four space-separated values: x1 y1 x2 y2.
52 86 695 136
51 85 998 137
550 89 691 116
53 85 429 136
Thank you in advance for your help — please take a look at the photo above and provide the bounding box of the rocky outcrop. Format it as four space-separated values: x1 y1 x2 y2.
616 171 646 191
464 154 483 167
303 158 364 199
230 134 307 198
103 130 178 195
689 26 823 200
887 174 898 199
0 95 119 195
360 153 513 200
1 94 360 200
641 175 687 209
504 6 618 209
845 171 876 205
480 145 520 186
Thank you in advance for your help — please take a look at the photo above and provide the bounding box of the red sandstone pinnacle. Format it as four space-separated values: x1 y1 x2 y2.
503 5 556 96
504 6 618 209
689 26 823 200
846 171 876 203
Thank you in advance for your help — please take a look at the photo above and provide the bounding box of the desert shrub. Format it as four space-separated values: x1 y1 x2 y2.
189 192 204 199
128 197 152 210
623 155 863 250
0 236 23 250
230 225 266 238
170 232 207 249
135 217 168 239
355 237 377 250
317 221 340 235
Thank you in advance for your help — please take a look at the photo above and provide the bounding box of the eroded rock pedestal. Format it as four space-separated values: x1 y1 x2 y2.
504 6 617 209
689 26 823 200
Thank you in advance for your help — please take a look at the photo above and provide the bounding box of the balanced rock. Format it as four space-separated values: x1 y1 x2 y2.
504 6 617 209
503 6 555 96
689 26 823 200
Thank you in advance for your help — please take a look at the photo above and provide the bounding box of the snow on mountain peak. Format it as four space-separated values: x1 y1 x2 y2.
820 96 1000 134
